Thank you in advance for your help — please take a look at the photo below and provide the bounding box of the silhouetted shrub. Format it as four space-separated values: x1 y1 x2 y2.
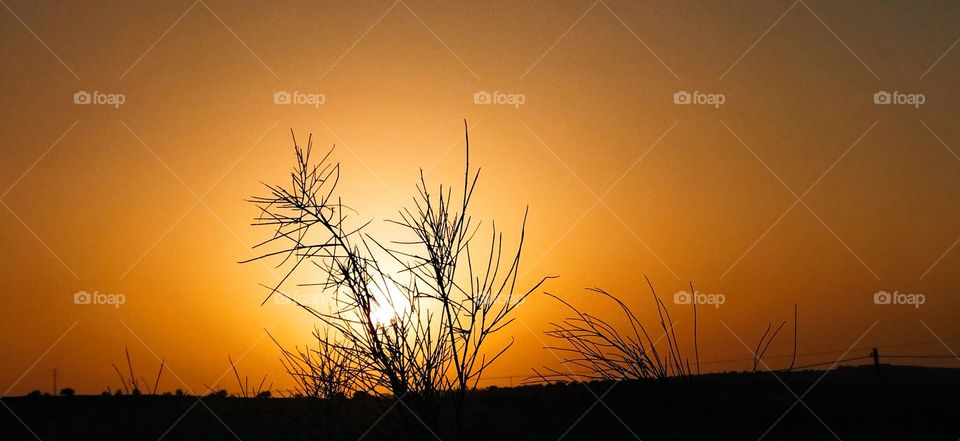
246 125 549 439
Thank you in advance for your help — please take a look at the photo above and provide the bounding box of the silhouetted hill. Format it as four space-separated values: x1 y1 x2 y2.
2 365 956 440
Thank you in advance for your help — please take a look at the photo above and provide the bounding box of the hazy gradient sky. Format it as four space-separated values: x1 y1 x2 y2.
2 0 960 395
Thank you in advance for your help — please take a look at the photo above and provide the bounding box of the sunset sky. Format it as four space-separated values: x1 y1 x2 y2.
2 0 960 395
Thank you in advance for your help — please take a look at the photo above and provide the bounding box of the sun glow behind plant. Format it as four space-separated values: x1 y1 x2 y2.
367 280 411 327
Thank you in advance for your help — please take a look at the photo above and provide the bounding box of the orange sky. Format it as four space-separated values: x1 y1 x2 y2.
2 0 960 395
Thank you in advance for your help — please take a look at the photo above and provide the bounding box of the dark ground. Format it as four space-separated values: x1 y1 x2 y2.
2 365 957 440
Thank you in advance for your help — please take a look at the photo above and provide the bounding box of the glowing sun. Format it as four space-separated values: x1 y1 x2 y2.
367 280 411 327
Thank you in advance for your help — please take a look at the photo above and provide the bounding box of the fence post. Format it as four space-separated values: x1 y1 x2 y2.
871 348 879 368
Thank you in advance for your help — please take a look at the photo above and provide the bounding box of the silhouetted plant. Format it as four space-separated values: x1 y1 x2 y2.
268 328 356 439
152 360 165 395
245 123 548 439
110 346 165 395
752 304 799 373
536 277 698 382
752 321 786 373
59 387 75 397
111 346 138 395
228 354 271 398
269 328 356 400
541 282 800 380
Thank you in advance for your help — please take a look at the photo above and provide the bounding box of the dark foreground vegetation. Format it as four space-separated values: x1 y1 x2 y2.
2 365 956 440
